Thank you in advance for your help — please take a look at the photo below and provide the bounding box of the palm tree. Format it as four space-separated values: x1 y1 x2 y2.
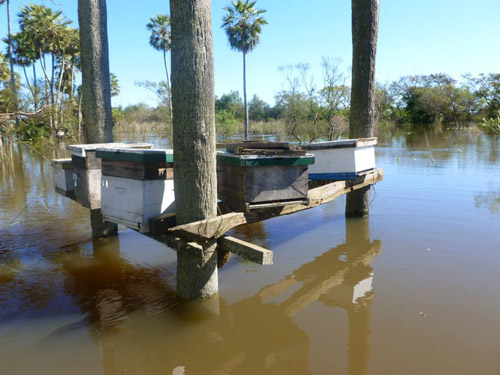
147 14 172 118
222 0 267 140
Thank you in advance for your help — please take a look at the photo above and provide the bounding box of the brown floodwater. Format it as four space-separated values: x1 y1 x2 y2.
0 130 499 374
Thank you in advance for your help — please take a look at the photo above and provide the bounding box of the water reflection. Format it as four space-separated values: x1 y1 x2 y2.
55 218 380 374
2 130 500 374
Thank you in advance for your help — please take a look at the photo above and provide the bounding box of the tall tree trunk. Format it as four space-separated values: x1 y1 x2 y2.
78 0 113 143
170 0 218 299
163 49 173 121
346 0 379 217
243 52 249 140
6 0 19 127
78 0 117 238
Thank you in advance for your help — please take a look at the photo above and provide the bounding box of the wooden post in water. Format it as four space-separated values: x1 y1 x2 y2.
170 0 219 299
78 0 117 238
346 0 379 217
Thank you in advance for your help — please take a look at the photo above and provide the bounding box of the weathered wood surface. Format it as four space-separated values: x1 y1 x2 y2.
218 236 273 265
217 141 290 149
217 162 310 212
67 143 152 157
164 168 383 242
301 137 377 150
74 168 101 209
167 212 247 241
102 160 174 180
72 153 102 170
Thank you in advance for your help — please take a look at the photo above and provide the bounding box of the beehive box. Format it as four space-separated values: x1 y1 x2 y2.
51 158 75 198
302 138 377 180
68 143 152 209
217 151 315 212
96 148 175 233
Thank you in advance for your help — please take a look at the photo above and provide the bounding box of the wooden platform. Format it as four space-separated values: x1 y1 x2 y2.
144 169 383 264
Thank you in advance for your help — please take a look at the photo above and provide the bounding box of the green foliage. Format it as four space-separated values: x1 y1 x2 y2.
16 118 50 141
477 111 500 135
112 106 124 125
222 0 267 54
147 14 171 53
135 80 170 108
216 109 239 137
0 53 10 81
110 73 120 97
216 90 244 119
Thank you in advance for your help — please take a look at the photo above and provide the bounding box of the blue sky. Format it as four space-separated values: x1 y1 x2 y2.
1 0 500 107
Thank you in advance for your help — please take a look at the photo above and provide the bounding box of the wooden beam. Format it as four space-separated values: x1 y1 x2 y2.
167 212 247 241
218 236 273 265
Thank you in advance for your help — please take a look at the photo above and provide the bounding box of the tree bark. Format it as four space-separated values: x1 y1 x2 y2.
78 0 113 143
243 52 249 140
346 0 379 217
78 0 117 237
170 0 218 299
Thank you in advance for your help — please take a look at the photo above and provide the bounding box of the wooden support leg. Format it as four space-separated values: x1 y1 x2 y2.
90 208 118 238
177 240 218 299
346 185 371 217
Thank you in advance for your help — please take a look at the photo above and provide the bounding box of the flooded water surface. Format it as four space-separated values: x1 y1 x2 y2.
0 130 499 374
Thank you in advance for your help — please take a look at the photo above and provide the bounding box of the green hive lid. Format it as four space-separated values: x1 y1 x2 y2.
217 151 314 167
96 148 174 163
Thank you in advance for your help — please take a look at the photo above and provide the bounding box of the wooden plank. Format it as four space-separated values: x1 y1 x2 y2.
51 158 73 170
217 152 315 167
246 199 309 211
102 160 174 180
96 148 173 163
301 137 377 150
218 236 273 265
68 142 152 157
217 141 290 149
167 212 247 241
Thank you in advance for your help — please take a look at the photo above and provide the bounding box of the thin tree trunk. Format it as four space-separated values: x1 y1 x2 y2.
33 65 38 111
6 0 19 127
243 52 249 140
170 0 218 299
22 66 36 106
346 0 379 217
78 0 114 143
163 49 173 121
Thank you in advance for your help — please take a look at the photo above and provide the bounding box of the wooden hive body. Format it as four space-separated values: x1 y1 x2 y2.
67 143 152 209
97 148 175 233
302 138 377 180
217 152 314 212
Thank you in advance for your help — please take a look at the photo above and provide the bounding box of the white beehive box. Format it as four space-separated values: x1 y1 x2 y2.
51 158 75 197
67 142 152 209
96 148 175 233
302 138 376 180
